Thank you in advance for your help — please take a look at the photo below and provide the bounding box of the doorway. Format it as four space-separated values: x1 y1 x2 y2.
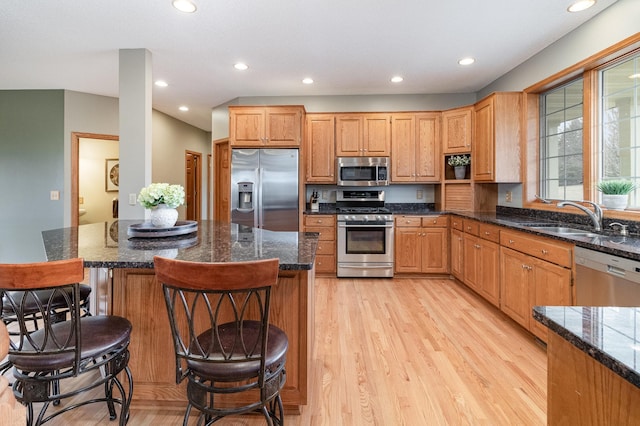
71 132 119 227
185 150 202 221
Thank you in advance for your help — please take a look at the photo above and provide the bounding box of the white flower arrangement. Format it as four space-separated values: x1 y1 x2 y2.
137 183 185 209
447 154 471 167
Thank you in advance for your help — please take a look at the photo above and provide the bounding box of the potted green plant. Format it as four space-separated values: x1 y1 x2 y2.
597 179 636 210
447 154 471 179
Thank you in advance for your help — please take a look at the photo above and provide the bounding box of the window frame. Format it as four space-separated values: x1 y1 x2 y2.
523 34 640 220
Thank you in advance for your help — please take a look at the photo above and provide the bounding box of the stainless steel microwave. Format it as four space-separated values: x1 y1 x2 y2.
336 157 389 186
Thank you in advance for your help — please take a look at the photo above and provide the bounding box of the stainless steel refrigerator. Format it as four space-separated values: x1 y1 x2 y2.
231 148 299 232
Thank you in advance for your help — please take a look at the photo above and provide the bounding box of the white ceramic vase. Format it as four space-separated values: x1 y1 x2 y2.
149 204 179 228
454 166 467 180
601 194 628 210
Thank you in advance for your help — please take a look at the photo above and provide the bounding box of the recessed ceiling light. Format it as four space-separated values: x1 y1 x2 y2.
567 0 596 12
391 76 404 83
629 73 640 79
172 0 197 13
179 106 189 112
458 57 475 66
154 80 168 87
234 63 248 71
302 78 314 85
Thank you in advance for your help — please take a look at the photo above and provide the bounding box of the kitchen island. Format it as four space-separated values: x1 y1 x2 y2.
41 220 319 412
534 306 640 425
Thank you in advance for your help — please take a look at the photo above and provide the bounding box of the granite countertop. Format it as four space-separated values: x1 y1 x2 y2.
534 306 640 388
42 220 319 270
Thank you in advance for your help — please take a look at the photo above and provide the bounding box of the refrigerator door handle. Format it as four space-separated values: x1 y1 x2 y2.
257 167 263 228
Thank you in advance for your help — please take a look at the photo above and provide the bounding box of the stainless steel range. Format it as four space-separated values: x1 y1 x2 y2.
336 190 394 278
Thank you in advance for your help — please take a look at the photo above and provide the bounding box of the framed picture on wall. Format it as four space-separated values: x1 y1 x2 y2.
105 158 119 192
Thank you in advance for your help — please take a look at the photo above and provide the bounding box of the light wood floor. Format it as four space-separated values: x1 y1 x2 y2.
29 277 548 425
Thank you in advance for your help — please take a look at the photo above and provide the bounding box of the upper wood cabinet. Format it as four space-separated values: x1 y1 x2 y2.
472 92 522 182
305 114 336 183
335 113 391 156
229 106 305 147
442 106 472 154
391 113 440 182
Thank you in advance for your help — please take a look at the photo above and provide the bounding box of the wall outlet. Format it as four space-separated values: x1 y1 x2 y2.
50 190 60 201
79 196 84 204
129 193 137 205
322 190 328 200
505 191 513 203
416 190 423 200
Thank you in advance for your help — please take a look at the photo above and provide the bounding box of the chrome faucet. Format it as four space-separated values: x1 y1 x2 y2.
556 201 603 232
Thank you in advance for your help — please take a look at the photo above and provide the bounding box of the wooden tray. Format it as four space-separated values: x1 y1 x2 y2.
127 220 198 238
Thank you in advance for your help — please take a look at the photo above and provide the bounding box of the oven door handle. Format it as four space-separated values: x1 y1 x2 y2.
337 223 394 228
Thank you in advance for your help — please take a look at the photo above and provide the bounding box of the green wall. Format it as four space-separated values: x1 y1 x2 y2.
0 90 65 261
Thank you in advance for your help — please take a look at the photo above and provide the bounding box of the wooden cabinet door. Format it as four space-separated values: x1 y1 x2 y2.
473 97 494 181
478 239 500 307
391 114 416 181
230 108 265 146
422 227 448 273
363 114 391 156
415 113 440 182
335 115 363 156
305 114 335 182
394 227 422 273
442 107 472 154
462 233 479 291
265 107 303 146
499 247 531 329
529 259 572 340
450 228 464 280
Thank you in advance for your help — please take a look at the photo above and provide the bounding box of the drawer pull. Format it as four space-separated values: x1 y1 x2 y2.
484 231 490 235
474 244 480 249
509 239 515 244
541 249 549 255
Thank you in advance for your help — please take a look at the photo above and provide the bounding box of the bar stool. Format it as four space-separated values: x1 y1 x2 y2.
154 256 288 426
0 258 133 426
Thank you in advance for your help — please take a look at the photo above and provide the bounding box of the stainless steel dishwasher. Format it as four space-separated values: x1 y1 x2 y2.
574 246 640 306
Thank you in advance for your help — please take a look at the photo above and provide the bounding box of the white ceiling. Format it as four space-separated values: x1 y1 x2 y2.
0 0 619 131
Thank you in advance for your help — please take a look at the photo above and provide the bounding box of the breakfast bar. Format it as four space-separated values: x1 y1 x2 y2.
41 220 319 412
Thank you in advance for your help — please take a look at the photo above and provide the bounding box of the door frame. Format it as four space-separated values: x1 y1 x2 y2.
71 132 119 226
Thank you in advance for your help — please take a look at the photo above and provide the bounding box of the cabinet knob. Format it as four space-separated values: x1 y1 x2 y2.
433 220 437 224
509 239 515 244
484 231 490 235
467 226 472 231
474 244 480 249
541 249 548 255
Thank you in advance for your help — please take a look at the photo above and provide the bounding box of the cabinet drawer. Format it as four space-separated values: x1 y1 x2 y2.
500 230 572 268
479 223 501 243
463 219 479 236
316 241 335 255
395 216 422 227
451 218 464 231
304 215 334 227
315 255 336 273
422 216 449 227
305 227 335 241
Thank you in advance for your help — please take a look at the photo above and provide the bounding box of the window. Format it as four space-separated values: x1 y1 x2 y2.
539 79 584 201
600 54 640 207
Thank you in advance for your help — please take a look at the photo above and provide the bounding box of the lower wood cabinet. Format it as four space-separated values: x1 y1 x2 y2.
459 219 500 307
500 230 572 341
395 215 449 274
450 228 464 280
304 215 336 274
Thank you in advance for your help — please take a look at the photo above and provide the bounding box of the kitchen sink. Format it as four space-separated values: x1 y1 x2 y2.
526 225 600 237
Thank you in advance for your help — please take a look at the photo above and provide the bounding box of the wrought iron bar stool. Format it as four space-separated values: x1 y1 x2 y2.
0 258 133 426
154 256 288 426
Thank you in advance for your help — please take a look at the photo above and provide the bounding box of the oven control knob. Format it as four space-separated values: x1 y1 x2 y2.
376 215 382 221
